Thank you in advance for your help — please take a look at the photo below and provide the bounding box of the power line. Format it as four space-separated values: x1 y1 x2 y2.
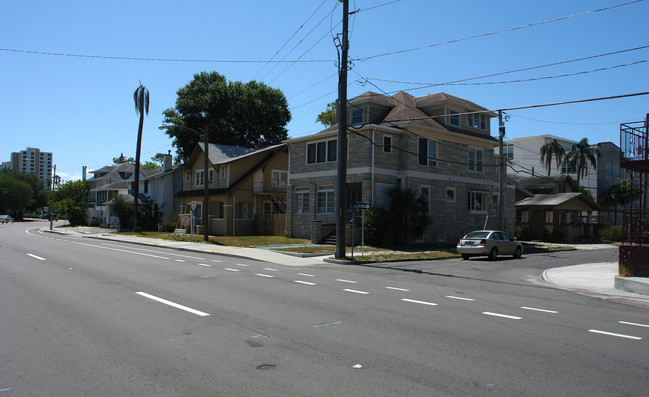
0 48 335 63
354 0 644 62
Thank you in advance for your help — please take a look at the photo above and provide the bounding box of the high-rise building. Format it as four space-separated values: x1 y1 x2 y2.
9 147 53 182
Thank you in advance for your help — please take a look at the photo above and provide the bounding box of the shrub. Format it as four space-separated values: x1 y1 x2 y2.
598 225 625 242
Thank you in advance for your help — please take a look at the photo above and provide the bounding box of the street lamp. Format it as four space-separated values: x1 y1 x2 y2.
158 124 210 241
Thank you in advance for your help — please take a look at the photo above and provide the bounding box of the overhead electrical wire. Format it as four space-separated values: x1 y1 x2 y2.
354 0 644 62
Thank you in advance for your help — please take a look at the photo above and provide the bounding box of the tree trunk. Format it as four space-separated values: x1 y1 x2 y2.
133 113 144 232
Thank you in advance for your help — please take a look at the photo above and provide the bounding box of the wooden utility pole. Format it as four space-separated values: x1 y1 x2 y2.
335 0 349 259
498 111 506 231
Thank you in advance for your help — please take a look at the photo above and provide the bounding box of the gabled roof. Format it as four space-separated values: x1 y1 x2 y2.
508 174 578 194
415 92 494 115
88 161 162 183
516 192 599 211
197 143 256 165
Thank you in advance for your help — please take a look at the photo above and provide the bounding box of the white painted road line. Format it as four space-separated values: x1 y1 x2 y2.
27 253 46 261
445 295 474 301
588 329 642 340
298 273 315 277
71 241 170 259
402 298 438 306
263 267 278 272
386 287 410 292
256 273 274 278
337 279 357 284
343 289 369 295
135 292 210 317
100 243 205 260
235 263 249 267
619 321 649 328
224 268 240 272
521 306 558 314
197 263 212 267
294 280 317 286
174 259 186 262
483 312 522 320
210 259 222 263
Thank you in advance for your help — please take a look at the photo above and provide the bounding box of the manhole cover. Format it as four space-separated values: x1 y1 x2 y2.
256 364 276 370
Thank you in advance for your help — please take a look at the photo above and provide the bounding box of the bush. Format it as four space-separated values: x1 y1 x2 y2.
598 225 625 242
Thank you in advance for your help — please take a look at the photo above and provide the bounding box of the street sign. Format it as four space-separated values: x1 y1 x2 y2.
355 202 371 210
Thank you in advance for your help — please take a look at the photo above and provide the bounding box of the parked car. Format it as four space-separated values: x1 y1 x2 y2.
0 215 14 224
456 230 523 260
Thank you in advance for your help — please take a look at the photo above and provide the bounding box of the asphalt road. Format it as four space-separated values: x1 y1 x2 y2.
1 222 647 396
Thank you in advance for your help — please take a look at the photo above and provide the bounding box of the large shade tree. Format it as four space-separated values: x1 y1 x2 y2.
539 138 565 176
566 137 600 185
162 71 291 162
133 83 150 232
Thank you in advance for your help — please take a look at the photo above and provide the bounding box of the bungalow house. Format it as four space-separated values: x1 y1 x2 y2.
286 91 516 244
86 155 163 226
178 142 288 236
510 174 600 242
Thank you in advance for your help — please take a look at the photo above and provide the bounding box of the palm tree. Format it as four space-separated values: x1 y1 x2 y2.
566 138 600 186
539 137 565 176
133 83 150 232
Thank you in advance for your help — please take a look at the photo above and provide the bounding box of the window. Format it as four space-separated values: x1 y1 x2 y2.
446 187 456 202
208 169 214 185
561 160 575 174
521 211 529 224
383 135 392 153
606 161 612 175
271 170 288 187
420 186 430 215
468 191 487 213
614 164 620 176
295 188 309 214
351 108 364 125
467 113 487 130
565 212 573 225
220 166 226 179
418 138 437 166
307 139 337 164
317 186 335 213
448 110 460 127
503 144 514 158
545 211 553 224
468 148 483 173
195 170 205 187
236 203 251 220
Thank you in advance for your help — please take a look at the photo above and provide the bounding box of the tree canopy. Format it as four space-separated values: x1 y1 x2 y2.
162 71 291 162
316 101 337 127
0 170 48 217
54 180 89 225
539 138 565 176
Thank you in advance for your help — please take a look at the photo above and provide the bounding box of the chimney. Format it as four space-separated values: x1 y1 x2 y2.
163 151 172 172
82 166 87 181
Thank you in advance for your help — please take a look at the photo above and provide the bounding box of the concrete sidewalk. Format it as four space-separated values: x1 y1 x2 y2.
43 227 649 307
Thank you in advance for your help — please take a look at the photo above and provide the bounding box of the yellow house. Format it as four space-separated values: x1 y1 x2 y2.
179 143 288 236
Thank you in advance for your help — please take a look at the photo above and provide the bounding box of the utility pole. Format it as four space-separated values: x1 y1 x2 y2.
498 111 506 231
335 0 349 259
203 127 209 241
50 165 56 231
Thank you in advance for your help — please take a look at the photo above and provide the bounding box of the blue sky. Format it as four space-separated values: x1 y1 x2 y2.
1 0 647 181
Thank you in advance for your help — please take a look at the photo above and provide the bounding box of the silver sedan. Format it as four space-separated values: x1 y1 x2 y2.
456 230 523 260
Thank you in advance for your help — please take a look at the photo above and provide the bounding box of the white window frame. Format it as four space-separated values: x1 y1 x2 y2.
195 169 205 187
351 107 365 125
317 186 335 214
448 109 460 127
295 187 309 214
307 139 337 164
208 169 214 185
418 138 438 167
467 113 487 130
545 211 554 224
521 210 529 224
468 148 484 173
446 187 456 202
468 191 487 214
220 166 226 179
271 170 288 188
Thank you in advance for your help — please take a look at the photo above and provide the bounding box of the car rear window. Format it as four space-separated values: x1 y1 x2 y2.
465 232 489 239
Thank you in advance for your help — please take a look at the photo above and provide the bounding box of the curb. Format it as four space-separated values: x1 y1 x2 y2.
615 276 649 295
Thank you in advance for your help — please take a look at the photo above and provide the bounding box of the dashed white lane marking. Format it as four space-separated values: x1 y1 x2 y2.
619 321 649 328
521 306 558 314
101 243 205 260
343 289 369 295
294 280 317 286
256 273 275 278
135 292 210 317
174 259 186 262
298 273 315 277
386 287 410 292
263 268 278 272
235 263 249 267
337 279 357 284
588 329 642 340
445 295 474 301
402 298 438 306
197 263 212 267
211 259 222 263
483 312 522 320
27 254 46 261
224 268 240 272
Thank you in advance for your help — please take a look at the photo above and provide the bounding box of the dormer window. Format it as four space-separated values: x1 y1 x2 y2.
351 108 364 125
467 113 487 130
448 110 460 127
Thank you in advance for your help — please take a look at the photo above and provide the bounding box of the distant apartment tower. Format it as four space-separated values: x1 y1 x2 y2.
10 147 53 182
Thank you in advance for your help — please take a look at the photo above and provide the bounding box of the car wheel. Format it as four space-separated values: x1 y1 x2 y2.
513 246 522 259
461 254 470 260
488 248 498 261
